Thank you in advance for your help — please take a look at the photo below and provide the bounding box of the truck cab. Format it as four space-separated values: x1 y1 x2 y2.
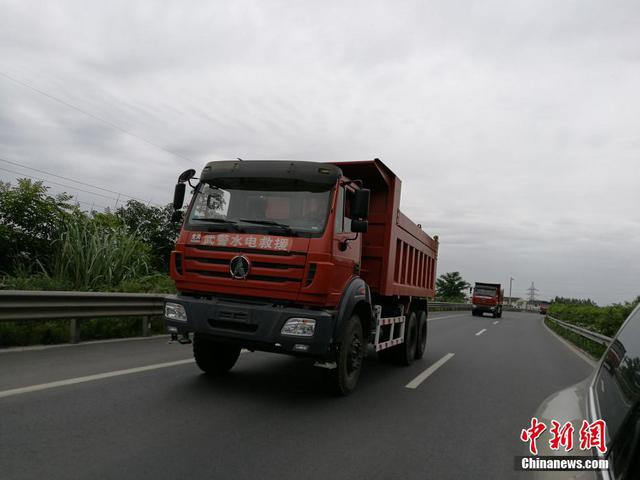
170 161 366 307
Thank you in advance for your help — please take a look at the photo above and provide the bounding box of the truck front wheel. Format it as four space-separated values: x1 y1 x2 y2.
193 333 241 375
326 314 364 396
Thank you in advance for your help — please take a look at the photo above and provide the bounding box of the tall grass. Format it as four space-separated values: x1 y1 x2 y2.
47 217 151 290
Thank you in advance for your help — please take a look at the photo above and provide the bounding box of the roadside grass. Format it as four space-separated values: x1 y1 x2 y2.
544 317 607 360
0 316 166 348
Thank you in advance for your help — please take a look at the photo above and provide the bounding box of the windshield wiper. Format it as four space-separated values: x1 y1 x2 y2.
193 218 241 231
238 219 293 235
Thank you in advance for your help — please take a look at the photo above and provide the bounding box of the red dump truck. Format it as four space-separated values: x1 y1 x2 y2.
471 282 504 318
164 159 438 394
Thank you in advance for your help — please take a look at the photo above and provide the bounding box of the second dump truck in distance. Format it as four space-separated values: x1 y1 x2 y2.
164 158 439 394
471 282 504 318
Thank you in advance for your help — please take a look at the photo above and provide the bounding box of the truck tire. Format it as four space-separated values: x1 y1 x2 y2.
326 314 364 396
396 311 417 366
193 333 241 375
415 310 428 359
497 307 503 319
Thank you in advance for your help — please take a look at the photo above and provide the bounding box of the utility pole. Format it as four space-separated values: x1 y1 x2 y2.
526 282 539 310
509 277 514 306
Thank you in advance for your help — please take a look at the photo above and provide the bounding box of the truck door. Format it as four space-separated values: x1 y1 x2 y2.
331 185 362 294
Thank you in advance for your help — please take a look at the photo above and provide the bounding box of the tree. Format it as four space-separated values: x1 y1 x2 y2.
436 271 470 302
114 200 181 270
0 179 76 273
552 296 596 306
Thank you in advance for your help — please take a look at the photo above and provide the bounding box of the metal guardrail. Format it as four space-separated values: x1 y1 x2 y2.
0 293 527 345
0 290 165 343
428 302 471 311
546 315 613 346
428 303 529 312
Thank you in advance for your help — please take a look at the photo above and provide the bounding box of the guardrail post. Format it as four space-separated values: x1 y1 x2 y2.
69 318 80 344
141 316 150 337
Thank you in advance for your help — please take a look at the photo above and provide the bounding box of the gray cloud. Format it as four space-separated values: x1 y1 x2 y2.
0 0 638 304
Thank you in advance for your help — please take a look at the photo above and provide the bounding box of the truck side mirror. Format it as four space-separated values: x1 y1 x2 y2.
171 210 183 223
351 219 368 233
352 189 370 219
173 183 186 210
178 169 196 183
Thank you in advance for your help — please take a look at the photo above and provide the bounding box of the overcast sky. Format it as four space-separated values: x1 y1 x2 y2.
1 1 638 304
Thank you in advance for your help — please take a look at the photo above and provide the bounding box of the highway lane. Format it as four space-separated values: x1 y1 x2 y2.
0 311 463 392
0 311 593 480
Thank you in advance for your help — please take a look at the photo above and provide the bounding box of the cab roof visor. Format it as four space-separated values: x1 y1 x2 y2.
200 160 342 188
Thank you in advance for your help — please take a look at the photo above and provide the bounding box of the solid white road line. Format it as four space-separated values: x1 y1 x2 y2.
405 353 455 389
493 321 499 325
475 329 487 336
427 313 468 322
0 359 194 399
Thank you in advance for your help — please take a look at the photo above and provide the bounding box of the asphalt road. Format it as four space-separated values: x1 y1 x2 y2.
0 311 593 480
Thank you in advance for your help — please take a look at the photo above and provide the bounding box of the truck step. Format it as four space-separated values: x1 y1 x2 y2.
372 305 406 352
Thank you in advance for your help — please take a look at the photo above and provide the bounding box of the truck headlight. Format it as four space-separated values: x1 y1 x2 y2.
165 302 187 322
281 318 316 337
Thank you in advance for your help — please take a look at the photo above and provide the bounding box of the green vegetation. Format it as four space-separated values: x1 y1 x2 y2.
548 297 639 338
50 217 156 290
436 271 470 302
544 317 607 359
0 317 166 348
545 296 639 360
0 178 181 347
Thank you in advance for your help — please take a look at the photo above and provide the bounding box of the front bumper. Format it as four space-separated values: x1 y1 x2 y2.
472 304 497 313
164 294 336 357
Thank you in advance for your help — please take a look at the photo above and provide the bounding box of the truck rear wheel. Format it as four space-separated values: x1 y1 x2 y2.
415 310 428 359
391 311 417 366
193 333 241 375
326 314 364 396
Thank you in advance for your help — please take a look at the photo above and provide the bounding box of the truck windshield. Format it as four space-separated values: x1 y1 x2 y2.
475 286 497 297
187 182 333 237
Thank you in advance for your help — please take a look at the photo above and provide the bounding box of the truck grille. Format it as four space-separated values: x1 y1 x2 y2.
182 245 306 288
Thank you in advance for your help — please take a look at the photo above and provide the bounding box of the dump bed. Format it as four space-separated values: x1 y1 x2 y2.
333 160 438 298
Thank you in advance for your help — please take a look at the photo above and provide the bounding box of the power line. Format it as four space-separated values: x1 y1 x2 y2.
0 167 109 212
73 198 109 211
0 156 162 207
0 70 192 163
0 166 119 202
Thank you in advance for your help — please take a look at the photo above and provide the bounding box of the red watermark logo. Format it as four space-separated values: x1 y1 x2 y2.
520 418 606 455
